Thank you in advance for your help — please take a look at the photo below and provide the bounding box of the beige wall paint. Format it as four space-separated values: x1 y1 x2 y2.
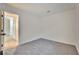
18 10 41 44
21 9 76 46
74 4 79 53
41 10 75 45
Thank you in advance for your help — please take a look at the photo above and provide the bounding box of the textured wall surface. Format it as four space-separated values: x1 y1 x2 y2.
14 38 78 55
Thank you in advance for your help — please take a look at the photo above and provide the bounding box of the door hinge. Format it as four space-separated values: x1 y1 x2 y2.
1 15 3 17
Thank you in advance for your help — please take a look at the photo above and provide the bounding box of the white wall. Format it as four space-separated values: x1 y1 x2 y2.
74 4 79 53
19 11 41 44
19 8 77 46
41 10 75 45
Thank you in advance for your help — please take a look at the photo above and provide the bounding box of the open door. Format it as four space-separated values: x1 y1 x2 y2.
0 10 3 55
3 12 19 50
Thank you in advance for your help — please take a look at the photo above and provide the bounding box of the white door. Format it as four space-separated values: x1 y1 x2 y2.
0 10 3 53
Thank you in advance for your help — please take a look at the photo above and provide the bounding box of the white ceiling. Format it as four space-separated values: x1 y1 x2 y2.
8 3 76 17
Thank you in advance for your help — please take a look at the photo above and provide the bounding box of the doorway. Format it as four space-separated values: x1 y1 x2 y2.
0 11 19 55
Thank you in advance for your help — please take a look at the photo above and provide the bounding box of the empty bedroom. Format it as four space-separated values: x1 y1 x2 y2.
0 3 79 55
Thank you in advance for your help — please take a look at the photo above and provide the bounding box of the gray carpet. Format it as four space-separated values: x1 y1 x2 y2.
14 38 78 55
